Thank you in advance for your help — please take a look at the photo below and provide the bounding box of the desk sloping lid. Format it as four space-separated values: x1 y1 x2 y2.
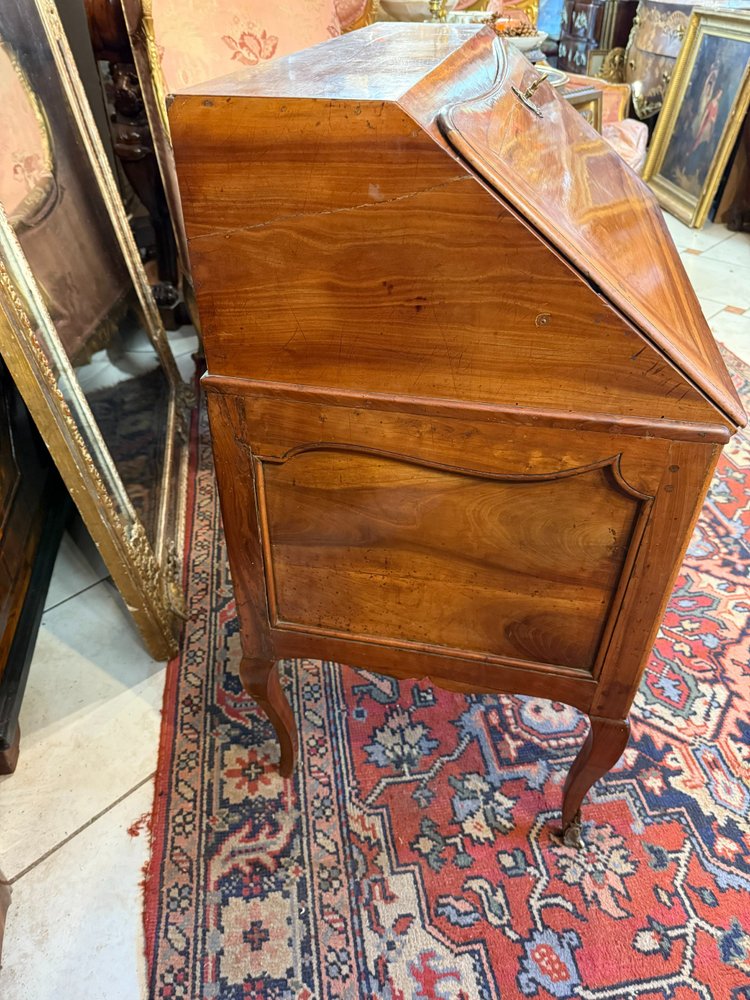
400 29 745 428
175 23 744 429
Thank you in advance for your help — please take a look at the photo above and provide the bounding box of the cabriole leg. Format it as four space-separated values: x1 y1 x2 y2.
239 656 298 778
561 715 630 847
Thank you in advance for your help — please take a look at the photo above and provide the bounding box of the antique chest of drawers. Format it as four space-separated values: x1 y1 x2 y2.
597 0 694 120
558 0 637 74
169 23 745 845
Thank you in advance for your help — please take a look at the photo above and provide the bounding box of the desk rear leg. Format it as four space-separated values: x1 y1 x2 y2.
240 656 298 778
561 715 630 847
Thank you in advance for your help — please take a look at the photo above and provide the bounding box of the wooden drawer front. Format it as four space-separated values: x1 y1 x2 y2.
206 387 667 682
566 3 602 38
257 444 648 673
558 35 595 72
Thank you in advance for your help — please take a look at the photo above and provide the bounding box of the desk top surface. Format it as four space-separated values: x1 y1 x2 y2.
176 23 483 103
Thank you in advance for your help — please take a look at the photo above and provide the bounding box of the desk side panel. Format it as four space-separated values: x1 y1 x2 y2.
206 385 673 695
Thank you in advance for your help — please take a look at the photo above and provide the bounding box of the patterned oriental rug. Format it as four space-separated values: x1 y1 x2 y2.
145 351 750 1000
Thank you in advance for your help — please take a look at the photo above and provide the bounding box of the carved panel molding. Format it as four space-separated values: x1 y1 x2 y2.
252 444 654 677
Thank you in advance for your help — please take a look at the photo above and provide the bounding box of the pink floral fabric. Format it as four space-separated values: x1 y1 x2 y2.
567 72 649 174
152 0 342 94
334 0 371 27
0 47 51 219
603 119 649 175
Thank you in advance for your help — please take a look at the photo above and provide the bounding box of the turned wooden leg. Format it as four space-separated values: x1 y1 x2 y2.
561 715 630 847
239 657 298 778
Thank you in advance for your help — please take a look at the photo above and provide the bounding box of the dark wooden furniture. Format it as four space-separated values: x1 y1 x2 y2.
83 0 185 322
558 0 637 73
602 0 694 121
169 23 745 845
0 358 68 774
716 112 750 232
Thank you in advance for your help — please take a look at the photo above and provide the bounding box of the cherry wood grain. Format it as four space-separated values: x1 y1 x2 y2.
206 387 606 714
203 380 729 836
409 30 744 428
172 93 728 427
239 657 297 777
591 437 723 717
171 23 744 430
175 23 745 841
270 626 598 710
203 376 732 444
562 716 631 834
260 448 644 671
207 385 670 502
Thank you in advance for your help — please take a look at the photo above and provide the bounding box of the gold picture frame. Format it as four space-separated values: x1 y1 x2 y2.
121 0 192 292
586 48 608 78
643 8 750 229
564 85 604 134
0 0 193 659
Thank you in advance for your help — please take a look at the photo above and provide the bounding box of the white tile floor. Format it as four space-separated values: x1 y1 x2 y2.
0 326 198 1000
0 218 748 999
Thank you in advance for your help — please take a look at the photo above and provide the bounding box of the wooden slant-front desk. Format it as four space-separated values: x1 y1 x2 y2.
169 23 745 845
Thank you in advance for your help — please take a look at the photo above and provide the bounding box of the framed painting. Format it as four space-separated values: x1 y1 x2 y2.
643 8 750 229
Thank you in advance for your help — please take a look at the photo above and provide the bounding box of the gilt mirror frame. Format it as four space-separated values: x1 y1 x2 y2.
0 0 193 660
120 0 192 296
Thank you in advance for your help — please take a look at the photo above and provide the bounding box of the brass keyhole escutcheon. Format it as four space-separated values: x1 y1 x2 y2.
511 72 549 118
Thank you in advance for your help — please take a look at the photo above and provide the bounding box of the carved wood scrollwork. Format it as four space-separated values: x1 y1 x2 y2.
598 46 625 83
258 441 652 499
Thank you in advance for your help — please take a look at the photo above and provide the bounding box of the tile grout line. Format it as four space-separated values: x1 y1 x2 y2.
43 576 111 615
669 220 744 254
700 231 750 258
681 251 750 276
8 771 155 885
699 233 740 256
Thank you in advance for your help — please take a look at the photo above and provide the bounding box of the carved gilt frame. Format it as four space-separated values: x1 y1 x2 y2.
0 0 192 659
120 0 192 289
0 207 182 659
643 8 750 229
